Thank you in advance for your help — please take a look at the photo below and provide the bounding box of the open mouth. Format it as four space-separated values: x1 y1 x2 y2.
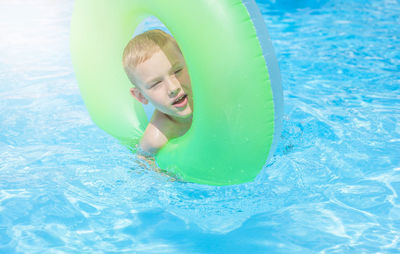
172 94 188 107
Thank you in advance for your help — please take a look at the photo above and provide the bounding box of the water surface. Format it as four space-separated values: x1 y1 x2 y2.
0 0 399 253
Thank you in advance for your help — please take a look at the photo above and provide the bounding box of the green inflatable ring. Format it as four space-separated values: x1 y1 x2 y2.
71 0 283 185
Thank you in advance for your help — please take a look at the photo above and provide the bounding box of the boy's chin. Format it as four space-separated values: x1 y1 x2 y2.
174 110 193 119
176 112 193 119
158 108 192 120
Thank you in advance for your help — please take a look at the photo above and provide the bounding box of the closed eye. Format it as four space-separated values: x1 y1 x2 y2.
174 68 183 74
150 81 161 88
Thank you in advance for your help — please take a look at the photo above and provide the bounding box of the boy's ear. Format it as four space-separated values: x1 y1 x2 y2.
130 87 148 105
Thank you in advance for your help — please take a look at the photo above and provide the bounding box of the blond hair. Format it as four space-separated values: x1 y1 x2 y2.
122 29 180 85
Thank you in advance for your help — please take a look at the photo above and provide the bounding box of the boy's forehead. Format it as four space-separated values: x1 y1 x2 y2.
146 43 182 66
159 42 183 62
134 42 182 70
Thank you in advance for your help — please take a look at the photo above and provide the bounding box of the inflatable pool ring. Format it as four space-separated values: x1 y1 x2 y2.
71 0 283 185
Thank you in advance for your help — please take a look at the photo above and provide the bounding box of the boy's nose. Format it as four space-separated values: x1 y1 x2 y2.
168 86 180 97
166 76 180 97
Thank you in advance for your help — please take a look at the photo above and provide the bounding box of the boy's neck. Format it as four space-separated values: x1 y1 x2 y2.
160 112 192 139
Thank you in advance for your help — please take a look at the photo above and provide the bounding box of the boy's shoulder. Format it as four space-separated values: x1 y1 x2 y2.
139 110 171 154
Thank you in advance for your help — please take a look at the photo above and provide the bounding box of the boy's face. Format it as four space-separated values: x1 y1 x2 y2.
129 42 193 121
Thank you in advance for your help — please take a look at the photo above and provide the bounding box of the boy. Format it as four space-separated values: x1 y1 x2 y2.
122 29 193 155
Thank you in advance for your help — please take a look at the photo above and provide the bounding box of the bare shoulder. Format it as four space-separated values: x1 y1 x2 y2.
139 111 170 154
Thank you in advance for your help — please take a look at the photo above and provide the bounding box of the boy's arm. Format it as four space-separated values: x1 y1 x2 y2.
135 113 181 182
139 122 168 154
139 111 169 155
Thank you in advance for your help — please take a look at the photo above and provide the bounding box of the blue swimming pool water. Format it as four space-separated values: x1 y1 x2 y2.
1 0 399 253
